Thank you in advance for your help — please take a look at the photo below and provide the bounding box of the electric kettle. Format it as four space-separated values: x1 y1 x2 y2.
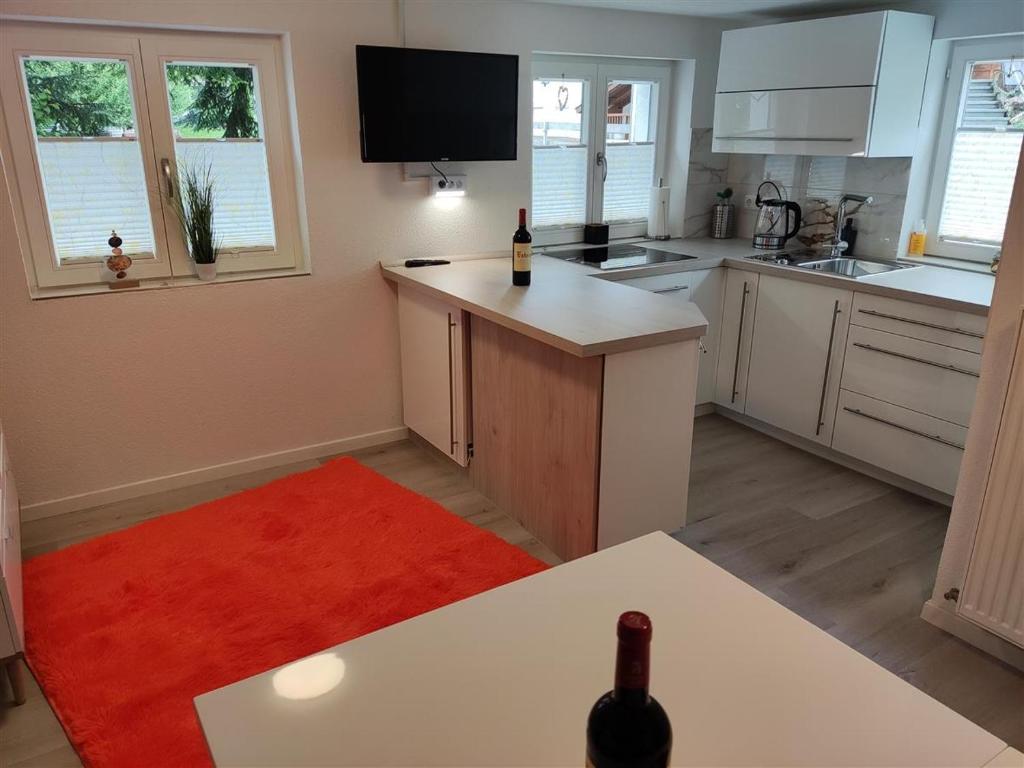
752 181 802 249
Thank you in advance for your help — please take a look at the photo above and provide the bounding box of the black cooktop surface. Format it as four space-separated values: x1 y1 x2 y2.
545 243 697 270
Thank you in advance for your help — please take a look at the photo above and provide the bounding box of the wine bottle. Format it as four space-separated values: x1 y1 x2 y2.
586 612 672 768
512 207 532 286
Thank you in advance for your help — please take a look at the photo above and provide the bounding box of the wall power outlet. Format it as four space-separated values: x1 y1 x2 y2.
743 194 757 210
430 174 467 196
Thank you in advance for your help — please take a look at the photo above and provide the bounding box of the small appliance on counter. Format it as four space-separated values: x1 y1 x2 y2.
752 181 801 249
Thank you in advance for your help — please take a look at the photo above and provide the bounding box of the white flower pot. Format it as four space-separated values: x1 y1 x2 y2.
195 262 217 281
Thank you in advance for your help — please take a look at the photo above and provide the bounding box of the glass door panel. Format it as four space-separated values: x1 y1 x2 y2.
20 56 156 264
532 77 589 228
163 62 276 254
602 80 658 224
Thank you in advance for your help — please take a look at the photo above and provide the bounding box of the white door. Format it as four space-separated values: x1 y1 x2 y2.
745 275 852 444
397 286 468 466
714 269 759 411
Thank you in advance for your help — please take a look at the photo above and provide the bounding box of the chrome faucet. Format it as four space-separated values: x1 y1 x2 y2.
830 194 873 257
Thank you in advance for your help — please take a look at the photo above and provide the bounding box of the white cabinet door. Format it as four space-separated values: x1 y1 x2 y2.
617 269 724 405
745 275 852 445
689 269 725 405
714 269 759 411
397 286 469 466
0 431 22 655
712 88 873 156
716 12 886 92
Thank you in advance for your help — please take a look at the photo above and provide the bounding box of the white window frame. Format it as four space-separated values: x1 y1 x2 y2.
924 36 1024 262
0 22 307 297
531 55 671 247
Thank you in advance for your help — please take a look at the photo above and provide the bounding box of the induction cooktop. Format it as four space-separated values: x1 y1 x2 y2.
544 243 697 270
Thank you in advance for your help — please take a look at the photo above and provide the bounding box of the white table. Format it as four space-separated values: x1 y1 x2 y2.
195 533 1009 767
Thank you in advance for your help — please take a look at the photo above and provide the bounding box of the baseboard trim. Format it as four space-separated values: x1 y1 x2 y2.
712 406 954 506
694 402 715 417
21 426 410 522
921 600 1024 671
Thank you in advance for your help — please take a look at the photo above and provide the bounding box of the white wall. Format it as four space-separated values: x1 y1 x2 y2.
0 0 731 510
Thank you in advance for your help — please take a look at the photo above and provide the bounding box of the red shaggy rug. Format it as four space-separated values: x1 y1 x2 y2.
24 457 548 767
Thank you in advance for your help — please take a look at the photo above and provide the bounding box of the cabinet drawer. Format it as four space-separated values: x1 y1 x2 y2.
832 390 966 495
616 273 694 299
842 325 979 426
851 293 987 353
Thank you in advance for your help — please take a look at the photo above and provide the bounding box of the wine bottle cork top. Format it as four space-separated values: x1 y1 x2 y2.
617 611 652 643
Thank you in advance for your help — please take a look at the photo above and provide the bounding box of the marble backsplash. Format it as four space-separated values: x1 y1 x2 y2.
684 128 911 258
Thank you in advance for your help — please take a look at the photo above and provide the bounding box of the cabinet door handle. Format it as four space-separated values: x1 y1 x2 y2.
852 342 979 377
652 285 688 294
856 308 984 339
731 281 750 404
715 136 855 143
816 300 842 436
447 313 456 454
843 407 965 450
699 339 708 354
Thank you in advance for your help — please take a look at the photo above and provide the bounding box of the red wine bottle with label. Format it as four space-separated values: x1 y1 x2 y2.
513 207 532 286
586 612 672 768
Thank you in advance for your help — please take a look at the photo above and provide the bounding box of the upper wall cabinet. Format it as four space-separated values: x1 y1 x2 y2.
712 11 934 157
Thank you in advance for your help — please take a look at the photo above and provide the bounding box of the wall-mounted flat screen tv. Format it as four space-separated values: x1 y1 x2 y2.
356 45 518 162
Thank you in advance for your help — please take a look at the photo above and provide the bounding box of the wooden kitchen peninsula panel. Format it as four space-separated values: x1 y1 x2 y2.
469 316 602 560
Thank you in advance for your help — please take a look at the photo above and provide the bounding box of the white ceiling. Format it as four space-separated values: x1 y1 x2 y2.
532 0 884 19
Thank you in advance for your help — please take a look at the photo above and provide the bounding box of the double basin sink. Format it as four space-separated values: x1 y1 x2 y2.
748 250 916 279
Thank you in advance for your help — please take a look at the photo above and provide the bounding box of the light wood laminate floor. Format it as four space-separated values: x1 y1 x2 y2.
2 418 1021 766
676 414 1024 751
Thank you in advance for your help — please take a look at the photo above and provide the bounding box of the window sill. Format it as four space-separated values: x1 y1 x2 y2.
28 266 311 301
901 254 996 275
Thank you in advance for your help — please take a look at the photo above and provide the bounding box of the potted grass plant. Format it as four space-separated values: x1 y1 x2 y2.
172 161 220 281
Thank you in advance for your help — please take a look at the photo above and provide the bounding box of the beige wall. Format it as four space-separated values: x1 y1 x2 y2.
0 0 730 508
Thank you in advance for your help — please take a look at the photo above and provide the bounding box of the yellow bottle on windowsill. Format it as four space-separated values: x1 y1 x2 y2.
908 219 927 257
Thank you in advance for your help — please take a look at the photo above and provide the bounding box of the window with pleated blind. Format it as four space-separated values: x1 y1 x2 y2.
925 38 1024 262
0 23 305 295
531 57 670 245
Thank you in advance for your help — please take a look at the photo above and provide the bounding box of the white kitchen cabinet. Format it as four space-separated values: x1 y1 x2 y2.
745 276 853 445
833 390 966 495
842 325 980 427
714 269 758 411
1 428 25 705
618 269 724 405
396 285 469 466
689 269 725 405
713 11 934 157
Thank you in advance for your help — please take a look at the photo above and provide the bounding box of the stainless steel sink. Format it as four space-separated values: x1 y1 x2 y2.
796 258 913 278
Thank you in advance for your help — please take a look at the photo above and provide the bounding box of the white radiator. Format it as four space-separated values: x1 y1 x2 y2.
957 311 1024 649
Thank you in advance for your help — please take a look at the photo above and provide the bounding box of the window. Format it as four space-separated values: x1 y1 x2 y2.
925 37 1024 262
531 56 670 245
0 23 305 294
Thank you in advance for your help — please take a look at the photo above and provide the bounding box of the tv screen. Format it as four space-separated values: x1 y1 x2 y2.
356 45 518 163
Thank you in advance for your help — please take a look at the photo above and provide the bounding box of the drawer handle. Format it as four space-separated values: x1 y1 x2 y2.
856 308 984 339
843 407 965 450
652 285 688 294
852 341 979 378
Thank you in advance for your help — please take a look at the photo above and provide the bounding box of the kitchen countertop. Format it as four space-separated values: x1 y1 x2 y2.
381 237 992 358
580 237 994 315
381 254 708 357
195 533 1008 767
